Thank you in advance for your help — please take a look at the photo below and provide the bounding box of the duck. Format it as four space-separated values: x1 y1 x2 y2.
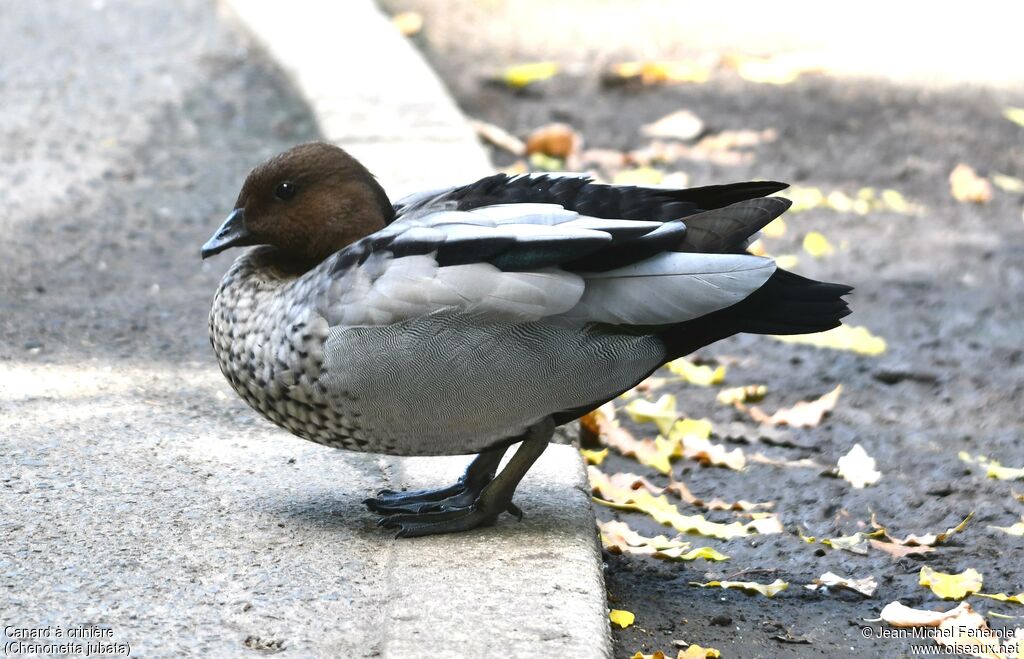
202 141 852 537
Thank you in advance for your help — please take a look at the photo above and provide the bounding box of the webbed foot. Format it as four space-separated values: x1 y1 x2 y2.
372 421 551 537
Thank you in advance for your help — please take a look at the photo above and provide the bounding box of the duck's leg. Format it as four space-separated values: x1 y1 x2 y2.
376 418 553 538
363 444 508 515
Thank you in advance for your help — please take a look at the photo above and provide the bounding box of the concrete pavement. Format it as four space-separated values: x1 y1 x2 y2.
0 1 610 656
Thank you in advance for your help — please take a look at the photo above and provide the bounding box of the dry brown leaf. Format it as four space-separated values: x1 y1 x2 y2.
642 109 705 141
747 385 842 428
869 539 935 558
663 480 773 512
676 434 746 470
470 119 526 156
525 123 582 161
950 163 993 204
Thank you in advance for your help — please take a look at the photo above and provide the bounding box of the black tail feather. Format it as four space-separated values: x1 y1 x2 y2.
659 268 853 360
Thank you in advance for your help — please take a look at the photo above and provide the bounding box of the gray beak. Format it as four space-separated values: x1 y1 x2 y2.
201 208 253 259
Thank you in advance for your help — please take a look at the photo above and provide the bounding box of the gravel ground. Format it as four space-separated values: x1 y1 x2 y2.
383 3 1024 656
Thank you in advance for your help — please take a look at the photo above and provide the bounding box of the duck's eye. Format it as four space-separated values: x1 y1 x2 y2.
274 181 297 201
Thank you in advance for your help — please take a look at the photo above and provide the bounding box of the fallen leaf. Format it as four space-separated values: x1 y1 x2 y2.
960 452 1024 480
666 357 726 386
747 385 842 428
667 418 713 440
600 520 729 562
527 152 564 171
610 609 636 629
470 119 526 156
525 123 582 160
772 325 887 356
975 592 1024 605
990 518 1024 537
611 60 711 85
802 231 835 257
613 167 664 186
869 539 935 558
589 467 752 539
717 385 767 405
806 571 878 597
678 645 721 658
580 448 608 466
782 185 921 215
950 163 993 204
919 566 983 600
587 403 676 474
501 62 559 89
723 53 818 85
391 10 423 36
878 512 974 547
880 600 972 627
642 109 705 141
744 512 784 535
749 453 825 469
1004 107 1024 127
837 443 882 489
662 480 773 512
761 217 787 238
821 530 884 555
625 394 679 435
883 602 1012 657
675 434 746 470
691 579 789 597
992 173 1024 194
774 254 800 270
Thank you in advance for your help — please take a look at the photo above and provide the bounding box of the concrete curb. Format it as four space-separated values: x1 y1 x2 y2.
218 1 612 657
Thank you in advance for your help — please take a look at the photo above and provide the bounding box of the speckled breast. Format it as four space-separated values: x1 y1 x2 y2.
208 250 379 453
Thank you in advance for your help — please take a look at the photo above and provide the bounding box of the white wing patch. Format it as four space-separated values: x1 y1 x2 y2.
563 253 776 325
321 253 585 326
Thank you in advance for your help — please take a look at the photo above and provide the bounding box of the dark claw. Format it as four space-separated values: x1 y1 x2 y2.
506 502 524 520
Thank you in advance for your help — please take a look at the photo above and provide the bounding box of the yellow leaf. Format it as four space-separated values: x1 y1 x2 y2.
613 167 664 186
502 62 558 89
880 188 916 214
987 461 1024 481
667 417 713 440
1004 107 1024 127
989 518 1024 537
949 163 993 204
666 357 726 386
725 53 805 85
747 385 842 428
609 609 635 629
774 254 800 270
691 578 789 597
878 512 974 547
975 592 1024 605
679 644 721 658
802 231 835 257
589 468 751 539
674 434 746 470
919 566 983 600
625 394 679 435
761 217 787 238
677 547 730 562
586 404 676 474
717 384 767 405
580 448 608 466
837 443 882 489
614 60 711 85
527 152 565 172
992 173 1024 193
772 325 887 356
